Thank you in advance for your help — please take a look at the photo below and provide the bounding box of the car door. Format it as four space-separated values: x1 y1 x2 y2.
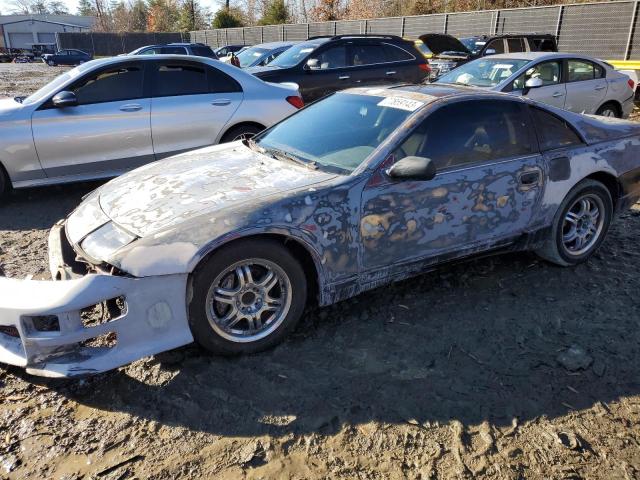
149 60 243 158
31 61 153 179
302 44 350 102
508 60 566 109
564 58 608 114
381 42 423 84
347 42 388 87
360 98 544 274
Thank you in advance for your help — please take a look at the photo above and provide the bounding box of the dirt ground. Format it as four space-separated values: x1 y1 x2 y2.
1 63 640 480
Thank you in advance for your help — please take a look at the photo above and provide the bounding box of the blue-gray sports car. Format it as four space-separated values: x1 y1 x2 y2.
1 84 639 377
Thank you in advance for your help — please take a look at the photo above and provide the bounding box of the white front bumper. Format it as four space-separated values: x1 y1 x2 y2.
0 228 194 378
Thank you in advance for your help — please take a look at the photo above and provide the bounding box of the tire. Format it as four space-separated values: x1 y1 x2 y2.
47 60 55 66
0 167 7 199
536 179 613 266
220 124 264 143
595 102 621 118
188 238 307 356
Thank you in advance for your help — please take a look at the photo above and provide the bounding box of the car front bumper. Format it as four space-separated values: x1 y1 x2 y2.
0 226 194 378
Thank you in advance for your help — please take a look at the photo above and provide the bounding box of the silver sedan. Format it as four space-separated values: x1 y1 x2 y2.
0 55 303 197
436 52 635 118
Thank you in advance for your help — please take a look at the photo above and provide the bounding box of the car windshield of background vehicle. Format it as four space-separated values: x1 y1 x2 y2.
460 37 485 55
437 58 530 87
237 47 269 67
255 92 416 174
268 42 321 68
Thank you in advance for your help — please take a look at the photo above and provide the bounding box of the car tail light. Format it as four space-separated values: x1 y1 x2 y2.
419 63 431 72
628 78 635 91
286 96 304 109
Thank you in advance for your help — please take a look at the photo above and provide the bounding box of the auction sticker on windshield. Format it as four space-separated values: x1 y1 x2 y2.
377 97 424 112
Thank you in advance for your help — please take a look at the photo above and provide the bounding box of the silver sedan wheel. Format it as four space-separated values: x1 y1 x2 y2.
205 259 292 343
561 194 605 256
232 132 255 141
600 108 617 118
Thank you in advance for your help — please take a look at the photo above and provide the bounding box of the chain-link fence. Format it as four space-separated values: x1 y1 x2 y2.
56 32 190 57
191 0 640 60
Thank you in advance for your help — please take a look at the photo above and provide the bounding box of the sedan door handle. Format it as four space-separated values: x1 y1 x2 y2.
552 92 564 98
386 71 396 75
211 99 231 106
518 170 541 186
119 104 142 112
338 75 350 80
595 85 606 90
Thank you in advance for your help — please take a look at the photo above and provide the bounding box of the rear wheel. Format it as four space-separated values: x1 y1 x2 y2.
47 59 55 66
595 102 620 118
0 167 9 199
220 124 263 143
188 239 307 356
536 179 613 266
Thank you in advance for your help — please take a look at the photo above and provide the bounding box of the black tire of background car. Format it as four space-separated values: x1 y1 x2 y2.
47 60 55 66
220 124 264 143
536 179 613 266
0 165 8 199
595 101 621 118
188 238 307 356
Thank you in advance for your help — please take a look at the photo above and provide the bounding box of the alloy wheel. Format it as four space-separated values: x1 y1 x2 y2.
561 194 605 256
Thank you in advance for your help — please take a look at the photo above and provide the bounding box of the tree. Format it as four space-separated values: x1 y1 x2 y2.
309 0 343 21
10 0 69 14
129 0 149 31
211 7 244 28
258 0 289 25
77 0 96 15
147 0 180 31
178 0 209 31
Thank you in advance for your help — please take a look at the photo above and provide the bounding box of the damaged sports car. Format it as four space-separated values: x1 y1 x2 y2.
2 84 640 377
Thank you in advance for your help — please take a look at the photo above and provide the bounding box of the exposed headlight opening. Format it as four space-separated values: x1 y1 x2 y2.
81 222 136 261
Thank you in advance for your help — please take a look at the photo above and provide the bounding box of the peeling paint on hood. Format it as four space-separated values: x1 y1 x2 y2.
98 142 337 238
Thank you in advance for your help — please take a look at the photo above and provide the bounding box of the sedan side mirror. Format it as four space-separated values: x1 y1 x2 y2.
387 156 436 181
484 48 496 55
52 91 77 108
522 76 543 95
304 58 319 71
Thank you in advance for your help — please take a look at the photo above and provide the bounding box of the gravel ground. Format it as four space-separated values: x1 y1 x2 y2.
1 63 640 479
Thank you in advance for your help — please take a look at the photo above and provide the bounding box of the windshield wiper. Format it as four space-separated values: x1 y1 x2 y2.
264 147 317 170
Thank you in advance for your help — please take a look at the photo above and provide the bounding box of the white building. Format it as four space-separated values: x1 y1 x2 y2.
0 15 95 50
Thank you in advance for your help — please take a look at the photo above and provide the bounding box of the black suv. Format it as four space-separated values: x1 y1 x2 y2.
128 43 218 58
421 33 557 80
246 35 430 102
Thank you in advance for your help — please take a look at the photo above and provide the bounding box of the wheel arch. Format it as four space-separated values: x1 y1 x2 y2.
190 232 322 306
0 159 12 195
584 170 622 208
595 99 622 117
218 121 266 143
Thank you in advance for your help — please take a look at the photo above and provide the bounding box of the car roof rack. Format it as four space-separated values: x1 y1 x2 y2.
307 34 405 41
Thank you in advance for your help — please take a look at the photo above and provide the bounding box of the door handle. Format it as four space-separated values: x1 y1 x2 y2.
211 99 231 106
595 85 606 90
119 104 142 112
386 71 396 75
552 92 564 98
338 75 350 80
518 170 541 186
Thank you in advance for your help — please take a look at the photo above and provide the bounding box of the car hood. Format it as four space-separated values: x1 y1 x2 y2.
98 142 336 238
419 34 470 56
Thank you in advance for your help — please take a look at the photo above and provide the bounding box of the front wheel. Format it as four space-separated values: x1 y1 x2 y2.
47 59 55 66
220 124 263 143
188 239 307 356
536 179 613 266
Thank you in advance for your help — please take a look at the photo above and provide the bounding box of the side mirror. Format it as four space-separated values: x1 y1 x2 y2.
304 58 319 71
52 91 77 108
523 76 543 95
484 48 496 55
387 156 436 181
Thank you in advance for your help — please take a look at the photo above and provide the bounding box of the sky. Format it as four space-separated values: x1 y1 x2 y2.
0 0 221 16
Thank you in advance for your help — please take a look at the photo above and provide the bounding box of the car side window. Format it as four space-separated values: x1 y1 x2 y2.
310 45 347 69
485 39 505 54
530 107 583 151
512 60 561 90
207 66 242 93
395 99 534 170
350 44 381 66
529 38 555 52
507 38 525 53
69 64 144 105
382 43 414 62
568 59 596 82
152 62 208 97
594 63 606 78
161 46 188 54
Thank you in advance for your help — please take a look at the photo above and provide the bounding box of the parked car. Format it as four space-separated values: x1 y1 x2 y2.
0 55 303 197
436 52 635 118
234 41 297 68
3 84 640 377
422 33 557 80
246 34 430 102
214 44 245 58
42 49 92 66
128 43 217 58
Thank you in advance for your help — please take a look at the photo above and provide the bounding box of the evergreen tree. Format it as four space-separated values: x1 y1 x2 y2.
211 7 243 28
258 0 289 25
130 0 148 31
77 0 96 15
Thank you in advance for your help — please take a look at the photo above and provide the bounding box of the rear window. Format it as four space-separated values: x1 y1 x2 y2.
152 63 208 97
208 67 242 93
530 107 583 151
191 45 215 57
529 38 556 52
382 43 415 62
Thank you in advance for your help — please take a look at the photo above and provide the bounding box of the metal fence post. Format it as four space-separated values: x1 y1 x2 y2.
333 21 337 35
443 13 448 34
555 5 564 40
307 23 310 40
492 10 500 35
625 0 639 60
400 16 406 36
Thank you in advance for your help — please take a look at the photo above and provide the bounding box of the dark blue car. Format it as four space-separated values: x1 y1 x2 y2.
42 49 92 66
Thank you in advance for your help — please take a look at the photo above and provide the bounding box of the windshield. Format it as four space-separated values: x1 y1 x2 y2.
256 92 419 173
460 37 486 55
269 42 321 68
237 46 269 67
437 58 530 87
